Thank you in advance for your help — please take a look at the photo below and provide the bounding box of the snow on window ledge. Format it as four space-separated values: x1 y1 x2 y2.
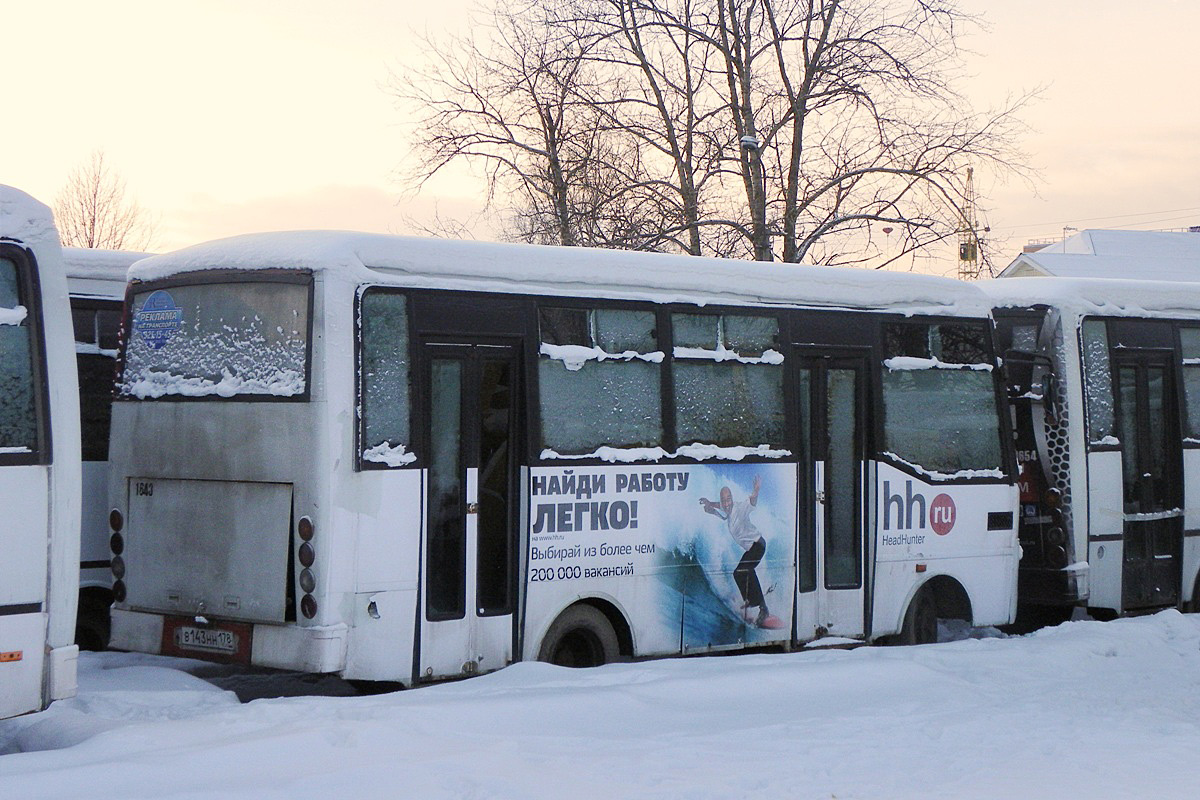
673 345 784 365
75 342 118 358
0 305 27 326
883 356 993 372
124 368 306 399
881 451 1005 481
540 446 671 463
362 441 418 467
0 445 32 454
1090 435 1120 447
674 443 792 461
539 343 664 372
540 443 791 463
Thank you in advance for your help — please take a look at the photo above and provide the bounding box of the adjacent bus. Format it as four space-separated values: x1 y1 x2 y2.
985 277 1200 624
64 247 148 649
107 233 1018 683
0 186 80 718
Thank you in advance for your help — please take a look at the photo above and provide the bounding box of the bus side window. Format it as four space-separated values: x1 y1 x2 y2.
537 306 662 456
359 291 414 467
0 257 39 454
72 302 122 461
1180 327 1200 442
671 312 785 450
1081 319 1115 446
880 322 1003 475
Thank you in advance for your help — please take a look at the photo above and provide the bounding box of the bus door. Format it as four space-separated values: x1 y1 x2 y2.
1114 350 1183 610
419 341 521 680
794 353 868 640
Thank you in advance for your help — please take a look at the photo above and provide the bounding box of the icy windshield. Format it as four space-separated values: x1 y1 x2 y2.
1 256 37 451
120 277 311 399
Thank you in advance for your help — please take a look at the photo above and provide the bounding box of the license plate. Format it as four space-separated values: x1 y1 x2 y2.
175 626 238 654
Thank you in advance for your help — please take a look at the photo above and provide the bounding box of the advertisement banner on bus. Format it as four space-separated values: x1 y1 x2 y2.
527 462 796 653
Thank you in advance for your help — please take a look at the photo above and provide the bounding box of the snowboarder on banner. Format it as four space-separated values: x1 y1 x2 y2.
699 475 783 630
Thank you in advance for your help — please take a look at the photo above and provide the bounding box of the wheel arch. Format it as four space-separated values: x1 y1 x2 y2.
885 572 974 636
922 574 974 623
529 594 635 661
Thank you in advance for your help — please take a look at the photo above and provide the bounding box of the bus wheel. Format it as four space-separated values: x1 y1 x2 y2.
538 605 619 668
899 588 938 646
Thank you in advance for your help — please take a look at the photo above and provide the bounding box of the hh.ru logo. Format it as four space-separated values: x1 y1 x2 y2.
882 480 956 535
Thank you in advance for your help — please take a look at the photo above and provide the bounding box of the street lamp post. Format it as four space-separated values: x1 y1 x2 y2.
740 135 772 262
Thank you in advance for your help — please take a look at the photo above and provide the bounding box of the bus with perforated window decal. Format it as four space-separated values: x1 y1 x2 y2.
0 186 80 718
106 232 1018 682
985 277 1200 628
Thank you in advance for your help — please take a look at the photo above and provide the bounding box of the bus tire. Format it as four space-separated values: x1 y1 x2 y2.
538 604 619 668
899 587 938 646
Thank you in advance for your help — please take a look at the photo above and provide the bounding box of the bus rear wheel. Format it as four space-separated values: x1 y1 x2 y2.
899 587 938 646
538 605 619 668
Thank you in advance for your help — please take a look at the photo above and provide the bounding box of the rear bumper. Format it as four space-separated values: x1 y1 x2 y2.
48 644 79 701
110 609 348 674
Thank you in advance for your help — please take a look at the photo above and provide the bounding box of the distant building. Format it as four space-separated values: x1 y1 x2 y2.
999 228 1200 280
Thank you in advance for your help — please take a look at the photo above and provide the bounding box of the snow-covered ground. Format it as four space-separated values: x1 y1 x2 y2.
3 612 1200 799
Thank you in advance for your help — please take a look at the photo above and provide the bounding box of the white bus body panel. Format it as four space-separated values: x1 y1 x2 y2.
0 470 51 718
343 469 422 681
1085 451 1124 610
872 463 1019 633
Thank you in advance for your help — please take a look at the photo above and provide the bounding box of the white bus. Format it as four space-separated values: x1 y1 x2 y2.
63 247 148 649
986 277 1200 625
107 233 1018 682
0 186 80 718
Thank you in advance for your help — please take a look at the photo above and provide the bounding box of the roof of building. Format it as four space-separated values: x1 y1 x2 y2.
999 229 1200 280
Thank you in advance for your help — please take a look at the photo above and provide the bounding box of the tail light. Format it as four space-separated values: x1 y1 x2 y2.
298 516 317 619
1043 488 1062 509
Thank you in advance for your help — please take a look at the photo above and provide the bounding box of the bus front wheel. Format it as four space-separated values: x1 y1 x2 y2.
899 588 938 646
538 605 619 668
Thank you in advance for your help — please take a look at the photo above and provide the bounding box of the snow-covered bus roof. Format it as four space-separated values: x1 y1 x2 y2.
0 185 59 252
63 247 150 299
982 276 1200 319
128 231 993 317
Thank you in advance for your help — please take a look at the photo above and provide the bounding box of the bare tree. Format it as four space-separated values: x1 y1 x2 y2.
394 0 616 247
705 0 1033 266
53 151 156 250
398 0 1033 267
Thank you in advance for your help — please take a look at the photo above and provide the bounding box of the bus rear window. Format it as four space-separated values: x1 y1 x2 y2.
120 278 311 399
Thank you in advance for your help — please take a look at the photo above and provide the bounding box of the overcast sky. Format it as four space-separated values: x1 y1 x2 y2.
6 0 1199 274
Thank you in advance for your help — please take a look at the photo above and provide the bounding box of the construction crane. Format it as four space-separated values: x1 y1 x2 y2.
957 167 982 280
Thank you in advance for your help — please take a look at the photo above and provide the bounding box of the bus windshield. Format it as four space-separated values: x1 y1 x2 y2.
1 257 37 451
121 277 311 399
